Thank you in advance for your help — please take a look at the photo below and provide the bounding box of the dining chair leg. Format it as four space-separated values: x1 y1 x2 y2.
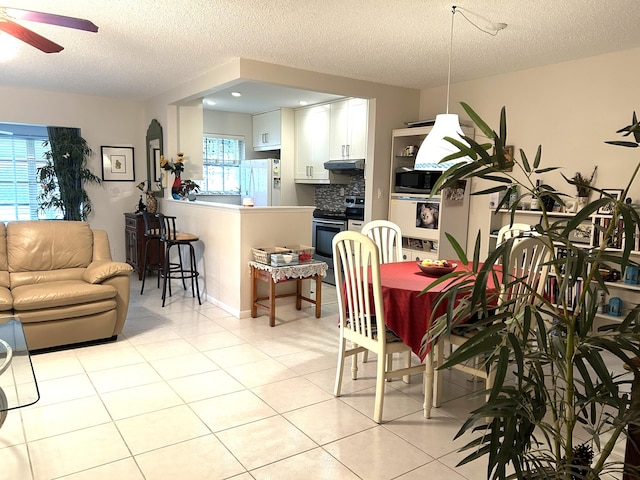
402 350 412 384
386 354 393 382
351 343 359 380
425 350 434 419
373 356 386 423
433 343 444 409
334 338 347 396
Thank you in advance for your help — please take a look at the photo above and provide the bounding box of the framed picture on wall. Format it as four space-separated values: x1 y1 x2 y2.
597 189 623 214
492 145 515 171
101 146 134 181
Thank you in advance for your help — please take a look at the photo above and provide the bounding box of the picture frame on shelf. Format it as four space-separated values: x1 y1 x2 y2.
568 220 593 244
101 146 134 182
597 188 623 214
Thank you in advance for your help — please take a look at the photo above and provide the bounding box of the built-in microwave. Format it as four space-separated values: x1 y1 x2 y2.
394 168 442 194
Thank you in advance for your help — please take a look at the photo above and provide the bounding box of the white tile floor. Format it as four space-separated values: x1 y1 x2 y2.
0 278 629 479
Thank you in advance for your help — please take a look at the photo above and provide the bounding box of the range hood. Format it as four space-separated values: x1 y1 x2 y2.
323 158 365 174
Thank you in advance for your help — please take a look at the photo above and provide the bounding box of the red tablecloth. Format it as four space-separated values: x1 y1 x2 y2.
379 261 499 361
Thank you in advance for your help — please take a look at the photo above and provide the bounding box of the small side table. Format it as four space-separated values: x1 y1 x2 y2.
249 260 328 327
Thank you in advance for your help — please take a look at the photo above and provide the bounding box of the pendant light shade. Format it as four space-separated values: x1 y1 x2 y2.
414 113 469 170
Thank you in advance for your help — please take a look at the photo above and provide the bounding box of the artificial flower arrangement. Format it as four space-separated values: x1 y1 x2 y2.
160 152 185 174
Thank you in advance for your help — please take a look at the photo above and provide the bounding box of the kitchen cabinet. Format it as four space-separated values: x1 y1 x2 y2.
294 104 330 183
329 98 368 160
252 110 281 151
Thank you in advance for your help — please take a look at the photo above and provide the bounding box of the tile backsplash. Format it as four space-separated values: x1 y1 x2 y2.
315 176 365 211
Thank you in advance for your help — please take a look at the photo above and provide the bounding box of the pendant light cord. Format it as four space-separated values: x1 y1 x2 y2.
446 5 456 115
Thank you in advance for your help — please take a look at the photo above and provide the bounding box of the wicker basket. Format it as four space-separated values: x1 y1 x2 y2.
252 247 291 264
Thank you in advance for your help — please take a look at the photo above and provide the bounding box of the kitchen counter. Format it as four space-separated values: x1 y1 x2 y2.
162 198 315 317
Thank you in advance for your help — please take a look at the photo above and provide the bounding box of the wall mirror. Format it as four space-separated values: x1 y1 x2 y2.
146 119 164 197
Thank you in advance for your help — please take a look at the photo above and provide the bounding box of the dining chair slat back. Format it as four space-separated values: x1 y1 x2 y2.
332 231 430 423
361 220 403 264
434 236 552 408
496 223 533 246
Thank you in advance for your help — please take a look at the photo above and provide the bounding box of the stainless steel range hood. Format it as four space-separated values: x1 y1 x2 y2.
323 158 365 174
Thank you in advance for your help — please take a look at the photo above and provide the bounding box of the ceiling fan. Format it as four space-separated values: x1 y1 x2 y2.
0 6 98 53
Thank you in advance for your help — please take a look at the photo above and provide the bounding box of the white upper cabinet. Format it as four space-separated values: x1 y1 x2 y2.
294 104 330 183
329 98 368 160
252 110 281 151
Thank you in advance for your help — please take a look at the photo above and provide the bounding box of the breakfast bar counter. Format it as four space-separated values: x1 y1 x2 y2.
162 199 315 318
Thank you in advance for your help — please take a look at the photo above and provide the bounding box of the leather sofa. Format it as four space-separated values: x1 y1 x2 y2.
0 220 133 350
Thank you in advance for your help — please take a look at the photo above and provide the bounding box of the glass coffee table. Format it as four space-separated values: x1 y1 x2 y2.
0 317 39 428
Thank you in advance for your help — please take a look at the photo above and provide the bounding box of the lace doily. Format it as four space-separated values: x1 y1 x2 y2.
249 260 328 283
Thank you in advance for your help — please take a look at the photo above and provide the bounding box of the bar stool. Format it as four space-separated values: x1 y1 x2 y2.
140 210 162 294
156 213 201 307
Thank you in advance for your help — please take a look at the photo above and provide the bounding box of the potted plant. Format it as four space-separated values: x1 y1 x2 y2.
423 103 640 479
37 129 101 221
569 166 598 210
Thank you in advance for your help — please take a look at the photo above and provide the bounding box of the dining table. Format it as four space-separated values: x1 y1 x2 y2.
377 261 500 362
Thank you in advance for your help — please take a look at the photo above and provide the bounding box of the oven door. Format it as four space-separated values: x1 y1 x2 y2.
312 218 346 262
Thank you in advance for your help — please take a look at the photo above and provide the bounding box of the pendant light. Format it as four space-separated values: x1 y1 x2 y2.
415 6 506 171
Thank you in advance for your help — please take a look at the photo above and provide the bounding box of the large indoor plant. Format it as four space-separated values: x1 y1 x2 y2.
423 104 640 479
37 128 101 221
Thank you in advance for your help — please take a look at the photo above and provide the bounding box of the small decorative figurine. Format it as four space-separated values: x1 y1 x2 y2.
608 297 622 317
624 265 639 285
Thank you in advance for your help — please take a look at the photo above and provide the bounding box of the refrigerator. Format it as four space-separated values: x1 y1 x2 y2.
240 158 281 206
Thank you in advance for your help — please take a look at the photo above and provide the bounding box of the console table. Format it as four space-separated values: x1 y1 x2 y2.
124 212 163 280
249 260 328 327
0 317 39 428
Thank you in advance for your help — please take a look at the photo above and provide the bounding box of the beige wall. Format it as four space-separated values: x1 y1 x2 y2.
419 46 640 258
0 86 145 261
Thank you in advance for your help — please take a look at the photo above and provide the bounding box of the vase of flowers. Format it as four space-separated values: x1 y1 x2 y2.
160 153 186 199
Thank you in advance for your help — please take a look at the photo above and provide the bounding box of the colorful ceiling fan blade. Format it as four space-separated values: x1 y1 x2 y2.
3 7 98 32
0 19 63 53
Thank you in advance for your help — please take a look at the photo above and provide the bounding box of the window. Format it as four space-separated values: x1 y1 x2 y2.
202 135 244 194
0 124 59 221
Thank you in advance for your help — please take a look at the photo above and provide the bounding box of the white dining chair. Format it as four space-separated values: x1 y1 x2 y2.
333 231 431 423
360 219 404 366
433 236 551 407
496 223 533 246
361 220 403 264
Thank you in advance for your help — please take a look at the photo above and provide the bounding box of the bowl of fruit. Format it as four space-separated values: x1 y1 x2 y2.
417 259 457 277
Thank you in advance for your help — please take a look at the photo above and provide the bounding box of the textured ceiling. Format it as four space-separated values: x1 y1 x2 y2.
1 0 640 112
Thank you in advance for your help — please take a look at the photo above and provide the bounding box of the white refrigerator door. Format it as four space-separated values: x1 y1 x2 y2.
242 159 271 206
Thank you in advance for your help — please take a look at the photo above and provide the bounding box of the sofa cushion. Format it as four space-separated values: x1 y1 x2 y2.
10 268 85 289
12 280 117 311
7 221 93 273
0 223 7 285
0 286 12 311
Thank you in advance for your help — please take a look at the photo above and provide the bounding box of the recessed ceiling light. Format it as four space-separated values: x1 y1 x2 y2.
231 92 242 97
204 99 216 106
299 101 308 106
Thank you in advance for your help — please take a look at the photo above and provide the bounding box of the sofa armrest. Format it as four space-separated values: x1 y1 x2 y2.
83 260 133 284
